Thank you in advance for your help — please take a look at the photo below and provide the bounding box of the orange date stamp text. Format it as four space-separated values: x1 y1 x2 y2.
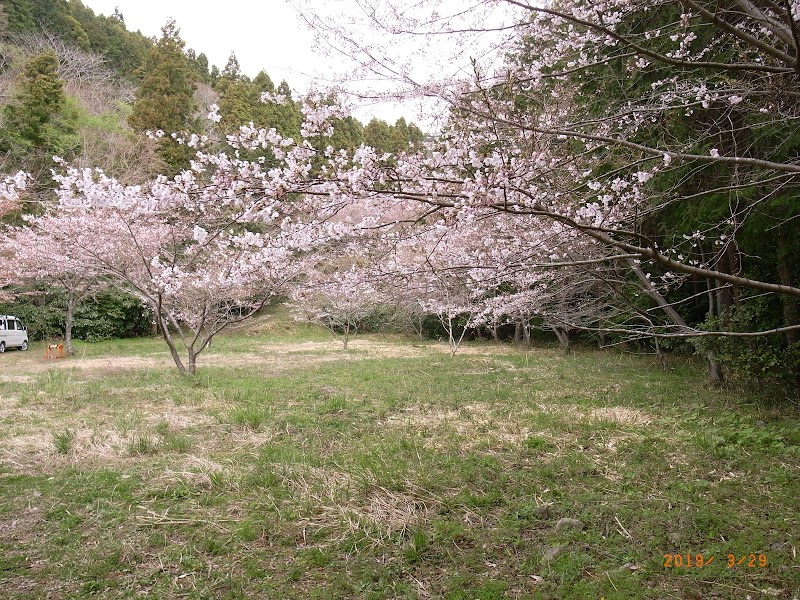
663 553 767 569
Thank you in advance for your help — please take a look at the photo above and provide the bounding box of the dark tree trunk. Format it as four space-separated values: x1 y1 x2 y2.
158 313 188 375
597 331 607 348
776 234 800 346
64 292 76 356
627 257 723 384
554 327 571 352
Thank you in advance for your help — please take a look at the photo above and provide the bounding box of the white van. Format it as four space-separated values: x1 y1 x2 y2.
0 315 29 352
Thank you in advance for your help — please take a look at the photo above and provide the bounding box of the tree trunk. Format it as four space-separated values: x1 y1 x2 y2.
707 351 723 384
64 292 76 356
158 314 188 375
627 258 722 384
706 276 724 385
776 234 800 346
514 322 522 345
447 315 455 354
726 244 741 307
554 327 571 352
654 336 668 370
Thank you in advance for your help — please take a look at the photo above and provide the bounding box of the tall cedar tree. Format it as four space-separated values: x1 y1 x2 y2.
128 20 197 174
0 50 79 178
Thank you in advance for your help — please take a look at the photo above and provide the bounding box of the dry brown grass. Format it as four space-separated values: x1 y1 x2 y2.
154 455 228 490
276 464 437 543
381 402 533 450
535 402 655 426
589 406 653 426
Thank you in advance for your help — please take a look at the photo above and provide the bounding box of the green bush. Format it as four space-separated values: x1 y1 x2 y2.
1 288 152 341
73 290 152 341
698 299 800 392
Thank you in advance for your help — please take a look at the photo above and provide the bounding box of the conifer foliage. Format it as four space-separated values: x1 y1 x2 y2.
128 20 197 173
0 50 78 172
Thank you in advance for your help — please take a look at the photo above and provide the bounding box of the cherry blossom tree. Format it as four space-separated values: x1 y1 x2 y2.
2 221 105 354
0 171 27 218
34 168 306 374
293 0 800 382
0 172 29 300
9 96 356 374
289 267 384 349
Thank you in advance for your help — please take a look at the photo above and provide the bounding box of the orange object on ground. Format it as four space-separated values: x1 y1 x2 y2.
44 343 66 359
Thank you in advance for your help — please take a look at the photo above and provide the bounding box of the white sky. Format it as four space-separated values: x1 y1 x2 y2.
80 0 520 129
81 0 409 123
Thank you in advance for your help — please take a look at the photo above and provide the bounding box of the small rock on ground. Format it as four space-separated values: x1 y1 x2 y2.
541 545 568 564
555 517 584 533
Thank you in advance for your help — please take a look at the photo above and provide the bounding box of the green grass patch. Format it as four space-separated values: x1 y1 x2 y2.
0 331 797 599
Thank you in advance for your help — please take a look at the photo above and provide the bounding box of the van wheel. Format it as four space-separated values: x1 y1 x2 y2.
20 341 28 351
0 342 5 353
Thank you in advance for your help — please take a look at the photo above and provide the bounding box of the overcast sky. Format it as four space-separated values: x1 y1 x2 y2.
81 0 412 123
80 1 519 129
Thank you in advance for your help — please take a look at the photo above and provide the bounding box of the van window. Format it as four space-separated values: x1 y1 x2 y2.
9 320 17 330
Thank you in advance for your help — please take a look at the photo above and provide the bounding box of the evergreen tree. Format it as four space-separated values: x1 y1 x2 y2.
329 116 364 152
128 19 197 173
195 52 211 83
364 118 394 154
67 3 151 79
2 0 69 34
0 51 79 171
252 70 275 95
220 53 242 82
218 78 253 133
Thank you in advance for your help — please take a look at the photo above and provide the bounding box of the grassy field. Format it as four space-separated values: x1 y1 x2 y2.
0 325 798 599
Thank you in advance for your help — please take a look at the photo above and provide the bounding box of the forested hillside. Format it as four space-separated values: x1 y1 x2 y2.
0 0 423 175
